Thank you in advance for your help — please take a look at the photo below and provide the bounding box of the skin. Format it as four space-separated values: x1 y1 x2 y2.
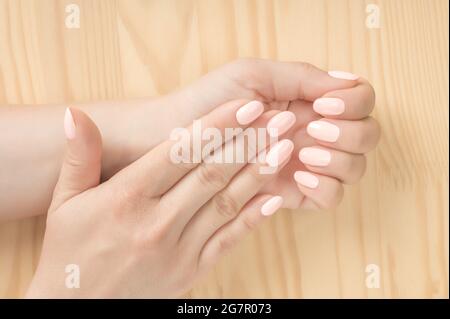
2 58 380 296
27 103 294 297
0 59 379 220
28 93 379 297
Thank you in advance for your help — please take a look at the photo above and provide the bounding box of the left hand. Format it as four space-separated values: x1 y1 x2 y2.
165 58 380 209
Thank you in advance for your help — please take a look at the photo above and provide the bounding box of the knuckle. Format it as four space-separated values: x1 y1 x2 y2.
357 80 377 114
217 235 235 253
226 58 264 95
149 224 170 245
321 183 344 210
298 61 318 74
65 154 88 170
117 186 139 202
355 118 381 153
358 155 368 179
319 200 334 210
366 84 376 113
242 216 258 232
213 191 240 220
132 222 170 252
340 156 353 180
197 164 229 189
115 185 147 205
111 188 135 215
345 155 366 184
369 118 382 148
353 127 368 152
248 166 269 183
297 62 319 99
331 184 345 208
111 184 156 219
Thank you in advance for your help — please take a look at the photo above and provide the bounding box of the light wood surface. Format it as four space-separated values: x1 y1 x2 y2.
0 0 448 298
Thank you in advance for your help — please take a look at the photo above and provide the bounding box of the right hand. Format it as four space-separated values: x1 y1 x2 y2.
27 100 294 298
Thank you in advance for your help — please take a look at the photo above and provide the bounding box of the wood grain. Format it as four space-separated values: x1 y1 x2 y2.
0 0 448 298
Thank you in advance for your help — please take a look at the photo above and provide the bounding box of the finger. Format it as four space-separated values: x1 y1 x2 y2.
161 109 295 211
50 108 102 212
306 117 381 154
117 100 265 197
298 146 366 184
294 171 344 210
197 194 282 271
180 139 293 249
175 59 360 116
312 78 376 120
232 60 360 102
287 99 322 129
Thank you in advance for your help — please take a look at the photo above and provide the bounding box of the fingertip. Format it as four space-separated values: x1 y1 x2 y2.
67 107 103 151
328 70 360 81
266 111 296 137
236 100 265 125
318 80 376 120
294 171 319 189
295 173 344 210
312 97 345 116
52 108 103 211
260 195 283 216
64 107 76 140
266 139 295 168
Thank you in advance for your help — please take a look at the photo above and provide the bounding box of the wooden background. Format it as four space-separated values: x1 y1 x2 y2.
0 0 448 298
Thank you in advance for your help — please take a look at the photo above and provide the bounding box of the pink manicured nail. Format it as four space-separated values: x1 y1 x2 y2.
313 97 345 115
328 70 359 81
299 147 331 166
294 171 319 189
236 100 264 125
266 111 296 137
307 120 340 142
261 196 283 216
266 139 294 167
64 108 76 140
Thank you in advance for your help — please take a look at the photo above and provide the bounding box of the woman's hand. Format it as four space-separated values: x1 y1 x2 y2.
26 100 294 298
259 77 380 209
166 59 380 209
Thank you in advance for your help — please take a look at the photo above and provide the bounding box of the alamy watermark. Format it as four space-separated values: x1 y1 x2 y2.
65 264 80 289
65 4 80 29
169 121 281 175
366 4 381 29
365 263 381 289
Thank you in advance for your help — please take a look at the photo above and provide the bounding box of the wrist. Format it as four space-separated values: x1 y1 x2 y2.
100 96 173 178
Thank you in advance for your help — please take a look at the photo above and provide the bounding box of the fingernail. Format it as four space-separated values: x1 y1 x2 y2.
266 139 294 167
328 70 359 81
64 108 76 140
236 100 264 125
261 195 283 216
313 97 345 115
299 147 331 166
266 111 296 137
307 120 340 142
294 171 319 189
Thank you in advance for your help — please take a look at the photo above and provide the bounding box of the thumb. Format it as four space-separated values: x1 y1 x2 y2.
50 107 103 212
